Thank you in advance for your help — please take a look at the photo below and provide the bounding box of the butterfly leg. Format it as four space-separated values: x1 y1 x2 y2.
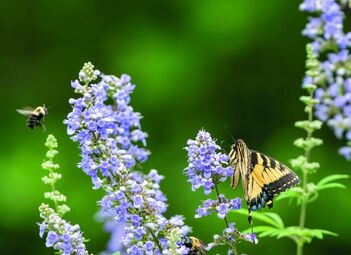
267 199 273 209
247 202 256 244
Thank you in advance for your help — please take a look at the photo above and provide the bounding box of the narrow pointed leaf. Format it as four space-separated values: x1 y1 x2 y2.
317 182 346 190
317 174 349 186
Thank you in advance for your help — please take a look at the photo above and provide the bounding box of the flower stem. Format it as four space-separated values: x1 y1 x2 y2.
297 243 303 255
214 184 237 255
299 170 308 229
147 227 162 251
297 88 314 255
214 184 229 227
50 179 59 213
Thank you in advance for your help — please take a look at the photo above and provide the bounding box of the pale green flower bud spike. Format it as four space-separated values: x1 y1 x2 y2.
41 134 70 216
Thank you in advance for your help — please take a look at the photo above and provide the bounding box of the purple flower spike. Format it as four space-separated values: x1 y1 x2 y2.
300 0 351 160
65 63 191 254
185 129 254 252
185 129 234 194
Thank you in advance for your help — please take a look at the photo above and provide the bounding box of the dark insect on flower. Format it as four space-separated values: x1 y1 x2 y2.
17 105 48 130
181 236 207 255
229 139 300 228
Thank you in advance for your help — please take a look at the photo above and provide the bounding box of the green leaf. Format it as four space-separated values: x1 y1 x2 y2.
317 174 349 186
275 187 304 203
112 252 121 255
231 208 249 217
275 227 307 239
317 182 346 190
273 227 337 242
306 191 319 203
316 174 348 191
304 228 337 241
313 229 338 237
231 209 284 229
263 212 285 229
247 225 282 238
248 225 275 233
247 224 338 243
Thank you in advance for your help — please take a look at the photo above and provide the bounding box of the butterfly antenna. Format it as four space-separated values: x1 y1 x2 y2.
224 124 236 143
220 140 231 152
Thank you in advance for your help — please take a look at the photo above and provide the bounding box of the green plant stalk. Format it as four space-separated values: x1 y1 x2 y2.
147 227 163 251
297 89 314 255
45 156 59 213
297 164 307 255
50 176 59 213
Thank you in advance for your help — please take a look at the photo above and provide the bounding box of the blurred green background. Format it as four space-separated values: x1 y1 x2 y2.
1 0 350 254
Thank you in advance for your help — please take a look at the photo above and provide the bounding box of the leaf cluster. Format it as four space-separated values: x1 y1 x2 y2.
232 209 337 245
277 174 349 205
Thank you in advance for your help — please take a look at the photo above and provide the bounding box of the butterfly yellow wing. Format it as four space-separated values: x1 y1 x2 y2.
247 151 300 211
230 149 241 189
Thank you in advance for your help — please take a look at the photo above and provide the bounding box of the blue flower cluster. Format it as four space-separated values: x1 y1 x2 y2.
185 129 234 194
65 64 149 188
207 223 257 253
195 196 242 219
100 170 167 223
99 219 127 255
300 0 351 159
39 204 90 255
300 0 348 51
98 170 192 254
65 63 190 254
185 130 253 253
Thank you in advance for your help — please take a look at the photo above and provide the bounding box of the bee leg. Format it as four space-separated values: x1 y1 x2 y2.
41 122 47 132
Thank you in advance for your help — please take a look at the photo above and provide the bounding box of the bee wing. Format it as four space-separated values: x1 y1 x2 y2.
197 243 207 255
194 238 207 255
45 104 53 110
16 108 33 116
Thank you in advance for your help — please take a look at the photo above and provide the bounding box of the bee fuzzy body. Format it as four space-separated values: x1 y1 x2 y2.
181 236 207 255
27 114 43 129
17 105 48 130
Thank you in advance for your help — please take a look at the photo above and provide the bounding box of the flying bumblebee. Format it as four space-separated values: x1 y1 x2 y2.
181 236 207 255
17 105 48 130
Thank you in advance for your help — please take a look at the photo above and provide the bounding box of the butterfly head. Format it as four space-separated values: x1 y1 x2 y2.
232 139 246 150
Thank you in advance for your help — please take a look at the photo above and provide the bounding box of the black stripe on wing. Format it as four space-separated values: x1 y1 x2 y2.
248 151 300 211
